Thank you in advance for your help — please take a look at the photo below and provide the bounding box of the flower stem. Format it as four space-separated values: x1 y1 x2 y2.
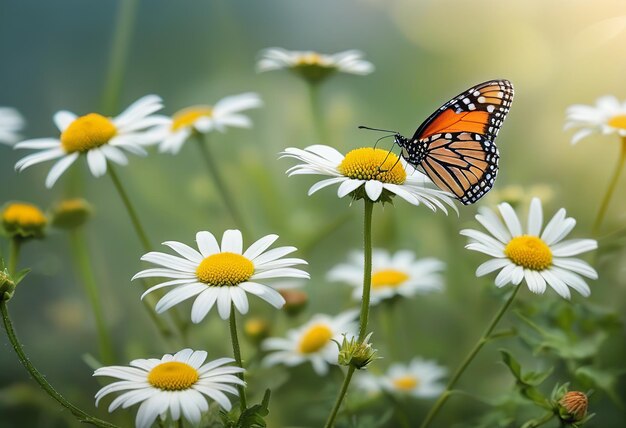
324 198 375 428
8 237 21 276
195 135 250 236
229 302 247 412
100 0 140 115
108 165 152 252
593 137 626 234
0 301 119 428
419 283 522 428
522 412 555 428
69 229 115 365
307 82 328 144
108 165 187 343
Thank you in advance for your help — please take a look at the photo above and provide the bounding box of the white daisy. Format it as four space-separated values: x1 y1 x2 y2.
94 348 244 428
565 95 626 144
261 311 358 376
133 229 309 322
461 197 598 299
355 358 447 398
0 107 25 145
257 48 374 82
281 145 457 213
156 93 263 154
14 95 167 188
328 249 444 305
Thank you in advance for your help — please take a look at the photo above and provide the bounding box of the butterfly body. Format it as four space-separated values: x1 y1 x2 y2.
391 79 514 205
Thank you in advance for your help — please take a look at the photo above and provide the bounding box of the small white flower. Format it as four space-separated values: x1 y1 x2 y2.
94 349 244 428
565 95 626 144
281 145 457 213
257 48 374 80
355 358 447 398
14 95 167 188
134 229 309 322
328 249 444 305
156 93 263 154
461 197 598 299
0 107 25 145
261 311 358 375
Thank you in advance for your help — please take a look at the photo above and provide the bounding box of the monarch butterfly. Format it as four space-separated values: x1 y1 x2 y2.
362 80 514 205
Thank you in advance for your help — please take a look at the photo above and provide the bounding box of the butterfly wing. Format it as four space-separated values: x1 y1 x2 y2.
407 80 513 205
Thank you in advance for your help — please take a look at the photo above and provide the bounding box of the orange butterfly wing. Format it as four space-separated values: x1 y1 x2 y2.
406 80 513 204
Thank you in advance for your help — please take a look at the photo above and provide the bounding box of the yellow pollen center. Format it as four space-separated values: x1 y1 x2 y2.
504 235 553 270
147 362 199 391
298 324 333 354
392 375 419 391
371 269 409 290
338 148 406 184
195 252 254 286
2 203 47 227
60 113 116 153
171 106 213 131
608 114 626 130
296 53 327 66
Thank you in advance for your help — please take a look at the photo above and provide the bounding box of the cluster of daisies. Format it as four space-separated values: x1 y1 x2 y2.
0 47 608 428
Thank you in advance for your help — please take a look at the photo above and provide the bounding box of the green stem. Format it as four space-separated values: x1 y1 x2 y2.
8 237 21 276
324 367 355 428
307 82 328 144
108 165 152 252
100 0 140 115
419 283 522 428
324 199 375 428
229 303 247 412
593 137 626 234
195 135 250 236
522 412 555 428
69 230 115 365
0 301 119 428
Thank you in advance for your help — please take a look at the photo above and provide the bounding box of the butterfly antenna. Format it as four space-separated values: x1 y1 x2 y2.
358 125 399 134
373 134 395 149
377 139 399 173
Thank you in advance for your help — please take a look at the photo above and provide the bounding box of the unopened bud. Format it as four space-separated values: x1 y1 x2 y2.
279 289 308 316
2 202 47 239
559 391 588 422
244 318 271 344
0 268 16 302
337 332 378 369
51 198 92 229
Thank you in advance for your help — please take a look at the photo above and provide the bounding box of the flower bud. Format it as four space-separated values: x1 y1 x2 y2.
279 289 308 316
50 198 92 230
558 391 588 422
337 332 378 370
2 202 47 239
244 318 271 345
0 268 16 301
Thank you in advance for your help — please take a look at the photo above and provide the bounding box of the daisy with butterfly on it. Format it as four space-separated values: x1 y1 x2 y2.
420 197 598 428
565 95 626 232
153 93 262 234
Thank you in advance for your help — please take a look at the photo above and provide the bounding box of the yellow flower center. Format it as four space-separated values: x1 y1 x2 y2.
195 252 254 286
371 269 409 290
338 148 406 184
298 324 333 354
392 375 420 391
608 114 626 130
60 113 117 153
2 203 47 227
504 235 553 271
147 361 199 391
296 52 328 66
171 106 213 131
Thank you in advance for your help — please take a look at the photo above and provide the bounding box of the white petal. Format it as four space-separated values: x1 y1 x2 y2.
498 203 523 236
551 239 598 257
135 396 162 428
243 234 279 260
196 231 220 256
550 267 591 297
15 148 65 171
364 180 384 201
475 208 511 243
475 258 510 277
162 241 204 263
221 230 244 254
308 177 345 195
53 110 77 131
524 270 546 294
216 288 232 319
541 270 571 299
230 287 249 314
155 283 206 312
494 264 516 287
552 258 598 279
191 289 219 323
527 198 543 236
101 145 129 166
239 282 285 308
45 153 79 188
337 179 363 197
540 208 567 244
251 246 297 265
86 148 108 177
14 138 61 149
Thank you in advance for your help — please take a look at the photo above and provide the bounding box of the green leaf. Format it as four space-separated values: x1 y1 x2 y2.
236 389 271 428
500 350 522 380
576 366 624 407
13 268 30 285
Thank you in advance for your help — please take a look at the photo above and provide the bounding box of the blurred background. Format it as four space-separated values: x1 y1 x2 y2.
1 0 625 426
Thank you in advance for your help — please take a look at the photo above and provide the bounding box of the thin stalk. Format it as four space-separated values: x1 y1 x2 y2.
593 137 626 234
307 82 328 144
522 412 555 428
100 0 141 115
419 283 523 428
1 301 119 428
324 198 375 428
195 135 250 236
69 229 115 365
8 237 21 276
108 165 187 342
108 165 152 252
229 303 247 412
